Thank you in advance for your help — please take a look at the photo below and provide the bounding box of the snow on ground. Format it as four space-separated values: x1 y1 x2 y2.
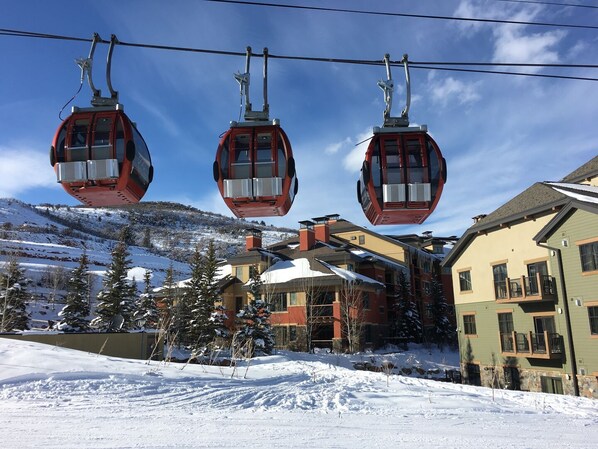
0 338 596 448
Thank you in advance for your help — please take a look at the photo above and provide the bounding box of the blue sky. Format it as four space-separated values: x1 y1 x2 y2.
1 0 597 238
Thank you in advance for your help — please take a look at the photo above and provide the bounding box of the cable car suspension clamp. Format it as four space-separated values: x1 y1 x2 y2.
378 53 410 128
78 33 119 108
234 46 270 122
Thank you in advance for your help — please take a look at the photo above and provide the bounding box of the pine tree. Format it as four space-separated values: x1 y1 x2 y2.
172 287 193 347
394 271 422 344
234 266 274 357
188 241 227 351
142 227 152 248
428 276 455 349
91 241 135 332
133 270 160 329
0 258 30 332
57 252 90 332
235 299 274 357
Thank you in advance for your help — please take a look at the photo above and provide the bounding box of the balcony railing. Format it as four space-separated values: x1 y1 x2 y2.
499 331 564 359
494 274 556 303
309 305 334 322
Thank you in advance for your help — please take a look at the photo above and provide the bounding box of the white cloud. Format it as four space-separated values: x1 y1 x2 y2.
342 129 373 173
430 77 481 107
324 137 352 155
0 147 59 197
492 28 566 69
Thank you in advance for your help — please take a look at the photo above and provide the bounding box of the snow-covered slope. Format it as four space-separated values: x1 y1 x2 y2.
0 198 294 328
0 338 596 448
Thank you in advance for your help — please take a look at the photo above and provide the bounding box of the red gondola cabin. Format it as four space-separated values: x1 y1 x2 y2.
357 125 446 225
50 106 153 207
213 120 298 218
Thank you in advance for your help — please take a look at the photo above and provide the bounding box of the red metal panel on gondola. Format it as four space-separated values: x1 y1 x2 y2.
50 107 153 207
214 122 297 218
358 127 446 225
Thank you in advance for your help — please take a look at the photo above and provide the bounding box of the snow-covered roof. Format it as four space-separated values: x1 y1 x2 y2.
247 258 383 288
349 249 408 273
545 182 598 205
317 260 384 287
257 258 333 285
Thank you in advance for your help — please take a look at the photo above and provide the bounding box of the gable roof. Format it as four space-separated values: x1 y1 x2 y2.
534 186 598 244
443 154 598 268
442 183 568 267
560 155 598 184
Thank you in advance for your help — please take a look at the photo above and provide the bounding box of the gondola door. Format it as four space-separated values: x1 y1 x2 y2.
403 133 431 209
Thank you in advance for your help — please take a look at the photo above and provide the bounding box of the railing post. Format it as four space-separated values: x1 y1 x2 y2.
512 331 517 354
544 330 550 355
521 275 527 298
528 331 533 355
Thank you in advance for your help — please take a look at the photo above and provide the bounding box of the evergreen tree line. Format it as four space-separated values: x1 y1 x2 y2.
0 230 275 358
390 270 456 350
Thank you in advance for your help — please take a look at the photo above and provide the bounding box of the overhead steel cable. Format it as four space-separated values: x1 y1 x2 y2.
409 65 598 82
2 27 598 81
0 28 90 43
495 0 598 9
201 0 598 31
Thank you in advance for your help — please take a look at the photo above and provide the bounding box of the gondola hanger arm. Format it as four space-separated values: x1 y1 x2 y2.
379 53 410 128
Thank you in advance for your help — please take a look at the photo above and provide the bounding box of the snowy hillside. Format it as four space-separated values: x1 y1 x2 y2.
0 338 596 448
0 198 294 328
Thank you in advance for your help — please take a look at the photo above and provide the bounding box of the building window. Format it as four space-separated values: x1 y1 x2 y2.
589 306 598 335
270 293 287 312
362 292 370 309
235 296 244 313
579 242 598 272
541 376 563 395
379 305 385 314
459 270 472 292
358 235 365 245
492 263 508 299
347 263 354 272
423 281 431 296
463 314 477 335
426 305 433 318
498 312 514 334
504 366 521 390
289 325 297 342
527 261 548 294
289 292 298 306
364 324 373 343
235 266 243 279
466 363 481 386
274 326 288 346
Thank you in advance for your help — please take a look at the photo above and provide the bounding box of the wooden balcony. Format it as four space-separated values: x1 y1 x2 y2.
494 274 556 304
499 331 564 359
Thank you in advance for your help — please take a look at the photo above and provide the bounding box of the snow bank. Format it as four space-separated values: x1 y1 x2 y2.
0 338 597 448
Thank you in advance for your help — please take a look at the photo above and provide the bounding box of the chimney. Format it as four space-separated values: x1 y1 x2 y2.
472 214 487 224
299 220 315 251
325 213 340 224
312 216 330 244
246 228 263 251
